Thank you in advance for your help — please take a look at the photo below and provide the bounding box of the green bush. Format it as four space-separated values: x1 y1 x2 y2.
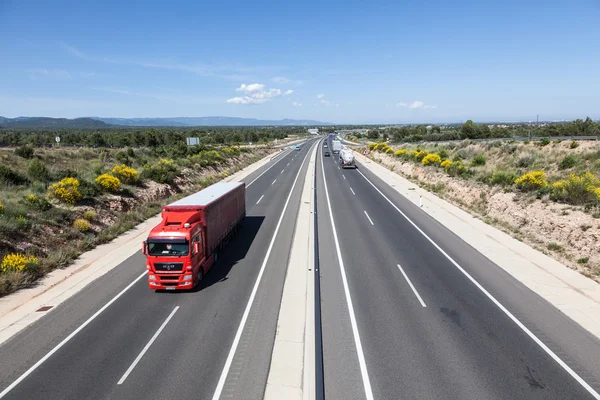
78 179 100 198
437 149 449 160
0 165 30 186
538 138 550 146
570 141 579 149
490 170 518 186
577 257 589 264
14 145 34 159
53 169 79 180
445 160 467 177
142 159 180 184
515 154 535 168
471 154 486 166
83 210 97 221
27 159 50 182
24 194 52 211
559 155 577 170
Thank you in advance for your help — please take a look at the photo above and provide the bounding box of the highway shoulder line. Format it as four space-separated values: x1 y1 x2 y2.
354 155 600 399
263 141 318 400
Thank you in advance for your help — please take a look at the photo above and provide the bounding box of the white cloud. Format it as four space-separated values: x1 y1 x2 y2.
397 100 437 110
283 90 294 96
317 94 325 99
320 99 330 105
227 83 285 104
292 102 302 107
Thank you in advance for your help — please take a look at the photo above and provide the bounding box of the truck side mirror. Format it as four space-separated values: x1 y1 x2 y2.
194 242 199 255
142 241 147 255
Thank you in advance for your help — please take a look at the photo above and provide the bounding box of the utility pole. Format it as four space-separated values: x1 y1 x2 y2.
537 114 539 126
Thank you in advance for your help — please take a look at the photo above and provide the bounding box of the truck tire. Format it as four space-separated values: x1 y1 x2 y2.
197 267 204 282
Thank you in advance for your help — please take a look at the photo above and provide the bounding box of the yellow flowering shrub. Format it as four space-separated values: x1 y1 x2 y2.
95 174 121 192
411 149 428 161
551 172 600 204
48 177 82 205
0 253 39 272
83 210 97 221
111 164 139 184
422 153 442 166
368 143 376 151
385 148 393 154
73 218 91 232
514 171 548 191
0 202 4 214
394 149 407 157
440 160 452 168
445 160 467 176
24 194 52 211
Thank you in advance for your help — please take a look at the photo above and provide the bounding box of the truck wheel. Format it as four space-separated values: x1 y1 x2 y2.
197 267 204 282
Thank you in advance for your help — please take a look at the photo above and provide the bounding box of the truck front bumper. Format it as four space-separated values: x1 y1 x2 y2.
148 274 195 290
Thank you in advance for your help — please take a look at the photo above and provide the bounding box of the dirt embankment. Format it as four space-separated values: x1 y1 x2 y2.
367 143 600 282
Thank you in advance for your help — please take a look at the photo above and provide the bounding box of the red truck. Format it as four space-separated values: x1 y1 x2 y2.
142 181 246 290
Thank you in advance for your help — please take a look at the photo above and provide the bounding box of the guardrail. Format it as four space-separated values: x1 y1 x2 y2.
340 135 600 146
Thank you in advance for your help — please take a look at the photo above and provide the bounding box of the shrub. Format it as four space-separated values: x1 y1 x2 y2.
410 149 428 161
14 145 34 159
547 242 562 251
385 148 393 154
48 177 82 204
570 141 579 149
394 149 407 157
27 159 50 182
78 179 100 197
422 153 442 166
368 143 376 151
490 170 518 186
111 164 139 184
115 150 131 166
445 160 466 177
437 149 449 160
516 153 535 168
53 169 79 180
95 174 121 192
538 138 550 146
0 253 39 273
577 257 589 264
471 154 486 166
440 160 452 168
83 210 97 221
0 165 30 186
0 202 4 214
142 159 180 184
73 218 91 232
559 155 577 170
24 194 52 211
515 171 548 191
551 172 600 205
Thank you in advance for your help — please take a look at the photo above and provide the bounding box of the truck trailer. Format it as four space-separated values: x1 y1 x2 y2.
143 181 245 290
339 147 356 168
332 139 342 154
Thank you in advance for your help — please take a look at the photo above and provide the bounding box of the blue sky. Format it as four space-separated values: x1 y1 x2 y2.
0 0 599 124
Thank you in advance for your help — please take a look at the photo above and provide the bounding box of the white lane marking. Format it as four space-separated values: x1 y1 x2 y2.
118 306 179 385
343 175 346 180
272 179 277 185
337 166 340 170
397 264 426 307
321 157 375 400
356 169 600 400
0 271 148 398
363 210 374 226
247 149 292 188
287 163 290 166
211 141 317 400
256 195 265 204
281 169 284 174
350 187 356 195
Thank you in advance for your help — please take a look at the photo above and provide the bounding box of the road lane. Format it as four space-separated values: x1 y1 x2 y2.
317 148 600 399
0 140 318 400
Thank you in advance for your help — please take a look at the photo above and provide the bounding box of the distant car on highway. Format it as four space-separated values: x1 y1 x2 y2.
324 151 330 157
295 145 301 151
323 142 328 147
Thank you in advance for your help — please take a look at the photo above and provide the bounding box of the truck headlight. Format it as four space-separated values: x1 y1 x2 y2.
183 274 193 280
148 275 157 280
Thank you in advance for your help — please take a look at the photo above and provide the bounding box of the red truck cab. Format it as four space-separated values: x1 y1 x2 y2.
143 182 245 290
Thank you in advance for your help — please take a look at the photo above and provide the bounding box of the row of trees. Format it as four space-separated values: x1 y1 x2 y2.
364 117 600 143
0 126 306 148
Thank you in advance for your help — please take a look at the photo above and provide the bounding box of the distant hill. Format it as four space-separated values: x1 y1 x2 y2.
91 116 331 127
0 117 110 129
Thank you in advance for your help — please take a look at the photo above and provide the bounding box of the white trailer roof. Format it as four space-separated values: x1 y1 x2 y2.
168 182 243 207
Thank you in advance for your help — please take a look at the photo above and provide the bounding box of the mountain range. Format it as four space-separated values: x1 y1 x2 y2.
0 116 331 128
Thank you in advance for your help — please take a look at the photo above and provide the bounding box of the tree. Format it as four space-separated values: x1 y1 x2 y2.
367 129 379 140
462 120 478 138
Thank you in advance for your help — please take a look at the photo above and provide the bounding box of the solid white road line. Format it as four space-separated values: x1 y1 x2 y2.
397 264 426 307
364 211 374 226
257 195 265 204
350 187 356 195
321 158 374 400
356 169 600 400
272 179 277 185
247 149 292 188
118 306 179 385
211 141 317 400
0 271 148 398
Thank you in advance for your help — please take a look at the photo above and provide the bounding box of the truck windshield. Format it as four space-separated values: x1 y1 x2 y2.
147 239 189 256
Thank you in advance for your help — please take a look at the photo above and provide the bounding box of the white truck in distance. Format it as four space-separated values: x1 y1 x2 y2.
331 140 342 154
339 147 356 169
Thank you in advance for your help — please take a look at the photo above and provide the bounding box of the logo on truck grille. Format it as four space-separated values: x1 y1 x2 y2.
154 262 183 272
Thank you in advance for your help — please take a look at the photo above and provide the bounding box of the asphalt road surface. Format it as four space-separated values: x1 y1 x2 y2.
1 136 600 400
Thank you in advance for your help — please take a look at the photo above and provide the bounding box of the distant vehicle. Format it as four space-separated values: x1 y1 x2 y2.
143 182 245 290
295 145 301 151
324 151 330 157
331 140 342 154
339 147 356 168
324 142 328 148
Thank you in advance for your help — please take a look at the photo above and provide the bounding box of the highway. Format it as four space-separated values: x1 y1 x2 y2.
1 135 600 399
0 139 319 400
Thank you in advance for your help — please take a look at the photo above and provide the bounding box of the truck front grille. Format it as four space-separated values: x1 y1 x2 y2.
154 262 184 272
